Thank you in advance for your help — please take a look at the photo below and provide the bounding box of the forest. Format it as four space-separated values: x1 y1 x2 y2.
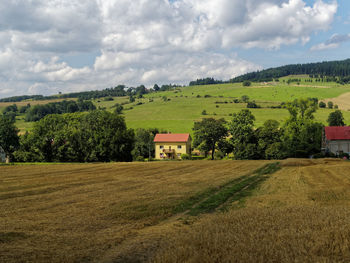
230 58 350 83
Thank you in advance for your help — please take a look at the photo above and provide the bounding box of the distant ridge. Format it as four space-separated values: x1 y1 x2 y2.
230 58 350 83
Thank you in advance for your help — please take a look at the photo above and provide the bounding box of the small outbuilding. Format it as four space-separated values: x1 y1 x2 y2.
154 133 191 160
322 126 350 155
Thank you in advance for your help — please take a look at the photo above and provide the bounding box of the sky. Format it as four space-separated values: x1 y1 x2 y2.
0 0 350 98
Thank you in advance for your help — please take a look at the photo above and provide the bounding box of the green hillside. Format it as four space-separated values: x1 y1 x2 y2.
3 76 350 135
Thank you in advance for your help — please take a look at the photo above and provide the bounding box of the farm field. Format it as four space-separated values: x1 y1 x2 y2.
0 160 270 263
2 159 350 262
2 79 350 134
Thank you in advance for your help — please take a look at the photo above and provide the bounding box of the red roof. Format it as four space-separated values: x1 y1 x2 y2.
154 133 191 142
325 126 350 140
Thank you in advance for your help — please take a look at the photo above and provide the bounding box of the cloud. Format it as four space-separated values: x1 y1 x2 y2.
0 0 339 97
311 33 350 51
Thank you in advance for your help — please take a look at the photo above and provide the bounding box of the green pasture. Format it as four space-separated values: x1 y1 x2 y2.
3 80 350 134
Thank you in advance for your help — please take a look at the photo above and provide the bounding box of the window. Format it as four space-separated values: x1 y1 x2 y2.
177 153 181 158
177 145 182 149
160 145 164 149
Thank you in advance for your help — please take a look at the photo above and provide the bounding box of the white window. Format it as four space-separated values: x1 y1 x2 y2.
177 145 182 149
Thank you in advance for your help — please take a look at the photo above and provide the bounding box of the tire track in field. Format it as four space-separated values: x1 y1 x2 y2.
99 163 281 263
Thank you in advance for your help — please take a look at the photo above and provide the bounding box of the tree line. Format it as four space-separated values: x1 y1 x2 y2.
0 99 347 163
230 58 350 83
1 100 96 122
193 98 346 160
0 84 182 103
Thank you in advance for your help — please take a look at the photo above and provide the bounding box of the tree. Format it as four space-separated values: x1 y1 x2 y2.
255 120 283 159
229 109 258 159
282 98 322 157
153 84 160 91
132 128 158 160
319 101 326 108
242 80 252 86
327 110 345 126
247 101 260 108
0 116 19 159
193 118 228 160
14 111 134 162
327 101 334 109
114 103 124 114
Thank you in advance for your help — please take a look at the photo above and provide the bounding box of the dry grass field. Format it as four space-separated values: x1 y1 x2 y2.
153 159 350 263
0 160 269 263
2 159 350 263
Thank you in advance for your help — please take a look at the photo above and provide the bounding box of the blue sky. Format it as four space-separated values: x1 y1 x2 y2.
0 0 349 98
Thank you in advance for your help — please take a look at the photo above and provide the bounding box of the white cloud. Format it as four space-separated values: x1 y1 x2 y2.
311 33 350 51
0 0 338 97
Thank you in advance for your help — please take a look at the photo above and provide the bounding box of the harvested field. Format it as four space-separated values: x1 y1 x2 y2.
3 159 350 263
153 159 350 262
0 160 269 263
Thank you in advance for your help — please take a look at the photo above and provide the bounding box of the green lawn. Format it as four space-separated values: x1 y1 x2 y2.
3 80 350 134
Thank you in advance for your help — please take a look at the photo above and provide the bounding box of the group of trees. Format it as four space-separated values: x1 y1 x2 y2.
0 83 182 103
24 100 96 122
189 78 224 86
13 111 134 162
0 110 168 162
193 98 344 160
230 59 350 83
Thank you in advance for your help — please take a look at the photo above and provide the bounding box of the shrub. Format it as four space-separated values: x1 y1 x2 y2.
328 101 334 109
181 153 191 160
242 80 252 87
241 95 249 103
202 110 207 115
135 156 145 162
214 150 225 160
104 97 114 101
319 101 326 108
247 101 260 108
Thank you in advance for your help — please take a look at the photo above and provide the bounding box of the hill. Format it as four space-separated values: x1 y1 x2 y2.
3 77 350 134
230 58 350 83
2 159 350 262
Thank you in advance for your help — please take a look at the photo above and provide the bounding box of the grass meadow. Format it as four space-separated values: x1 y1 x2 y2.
2 159 350 262
2 78 350 134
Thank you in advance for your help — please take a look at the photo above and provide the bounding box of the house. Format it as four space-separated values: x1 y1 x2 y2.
322 126 350 155
154 133 192 160
0 146 6 163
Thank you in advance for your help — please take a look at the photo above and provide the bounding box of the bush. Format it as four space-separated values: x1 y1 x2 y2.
241 95 249 103
319 101 326 108
328 101 334 109
242 80 252 87
202 110 207 115
104 97 114 101
247 101 260 108
181 153 191 160
135 156 145 162
214 150 225 160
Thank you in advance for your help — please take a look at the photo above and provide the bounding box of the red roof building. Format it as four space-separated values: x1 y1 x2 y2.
154 133 191 160
323 126 350 154
154 133 191 143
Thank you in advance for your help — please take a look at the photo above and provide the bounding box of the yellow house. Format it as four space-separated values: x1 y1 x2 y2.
154 133 192 160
